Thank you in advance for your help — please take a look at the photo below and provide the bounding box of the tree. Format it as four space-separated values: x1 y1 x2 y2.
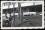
11 2 16 27
18 2 23 25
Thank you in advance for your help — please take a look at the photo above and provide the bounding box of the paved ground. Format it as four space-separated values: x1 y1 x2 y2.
3 15 42 27
17 15 42 27
10 15 42 27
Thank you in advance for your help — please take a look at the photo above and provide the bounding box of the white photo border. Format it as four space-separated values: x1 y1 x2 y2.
1 1 44 29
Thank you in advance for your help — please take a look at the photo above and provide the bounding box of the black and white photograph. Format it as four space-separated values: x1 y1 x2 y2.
1 1 44 29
